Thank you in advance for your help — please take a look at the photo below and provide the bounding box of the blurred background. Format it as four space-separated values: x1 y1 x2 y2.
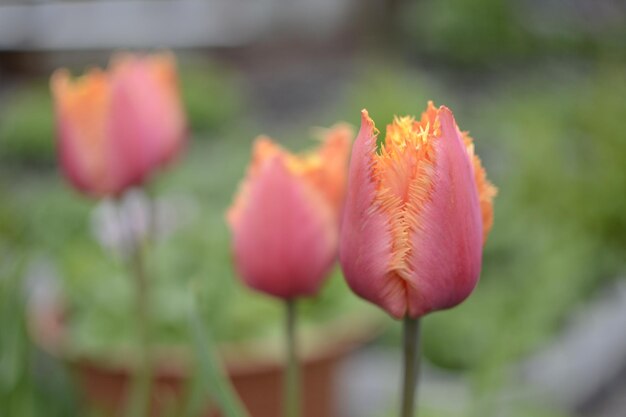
1 0 625 416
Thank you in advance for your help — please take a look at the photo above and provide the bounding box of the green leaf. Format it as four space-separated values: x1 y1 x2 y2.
187 295 249 417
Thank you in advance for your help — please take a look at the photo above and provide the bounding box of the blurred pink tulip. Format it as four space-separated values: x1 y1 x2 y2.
339 103 497 319
227 125 353 299
50 53 186 197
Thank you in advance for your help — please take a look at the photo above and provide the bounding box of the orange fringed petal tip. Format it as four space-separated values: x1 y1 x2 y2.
339 102 496 319
227 124 353 299
50 52 186 197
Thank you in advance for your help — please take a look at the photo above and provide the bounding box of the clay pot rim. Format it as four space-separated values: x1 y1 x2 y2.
29 302 387 378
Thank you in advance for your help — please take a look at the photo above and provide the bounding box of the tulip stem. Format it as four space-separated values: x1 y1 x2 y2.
401 317 421 417
129 242 152 417
284 299 300 417
125 198 153 417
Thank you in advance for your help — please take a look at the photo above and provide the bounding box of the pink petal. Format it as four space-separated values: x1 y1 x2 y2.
231 156 337 299
108 56 186 186
405 107 483 317
55 113 95 194
339 111 408 319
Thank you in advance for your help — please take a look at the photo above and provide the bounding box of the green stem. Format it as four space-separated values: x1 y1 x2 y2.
400 317 421 417
124 197 153 417
284 299 300 417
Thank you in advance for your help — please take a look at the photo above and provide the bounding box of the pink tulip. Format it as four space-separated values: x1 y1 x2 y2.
50 53 186 197
339 103 496 319
227 125 353 299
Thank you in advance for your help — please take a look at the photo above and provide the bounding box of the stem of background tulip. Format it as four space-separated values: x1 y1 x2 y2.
400 317 421 417
284 299 300 417
125 193 154 417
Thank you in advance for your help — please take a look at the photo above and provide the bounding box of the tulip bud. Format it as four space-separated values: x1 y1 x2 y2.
50 53 186 197
339 103 496 319
227 125 353 299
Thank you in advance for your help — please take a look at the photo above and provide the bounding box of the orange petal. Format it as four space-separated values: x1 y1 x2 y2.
51 68 119 195
461 132 497 243
302 123 353 213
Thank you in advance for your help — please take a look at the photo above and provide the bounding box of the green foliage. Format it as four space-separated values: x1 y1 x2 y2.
400 0 626 67
0 81 55 167
404 0 531 66
0 256 32 416
0 251 77 417
179 62 243 136
187 297 249 417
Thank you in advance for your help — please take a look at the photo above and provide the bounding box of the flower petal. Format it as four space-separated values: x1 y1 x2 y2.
462 131 497 243
51 68 128 196
51 53 186 198
231 156 337 299
340 110 408 318
306 123 353 213
109 54 186 184
405 107 483 317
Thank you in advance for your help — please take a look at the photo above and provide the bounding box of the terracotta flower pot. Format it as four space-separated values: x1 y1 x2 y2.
29 304 382 417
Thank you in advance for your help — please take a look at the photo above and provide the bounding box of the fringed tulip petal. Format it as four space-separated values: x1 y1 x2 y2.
462 131 497 242
339 103 496 319
340 111 408 319
404 107 484 317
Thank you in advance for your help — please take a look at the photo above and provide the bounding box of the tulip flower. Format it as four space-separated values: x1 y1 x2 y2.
51 53 187 417
339 102 496 417
340 102 496 319
227 124 352 299
227 124 352 417
51 53 186 197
